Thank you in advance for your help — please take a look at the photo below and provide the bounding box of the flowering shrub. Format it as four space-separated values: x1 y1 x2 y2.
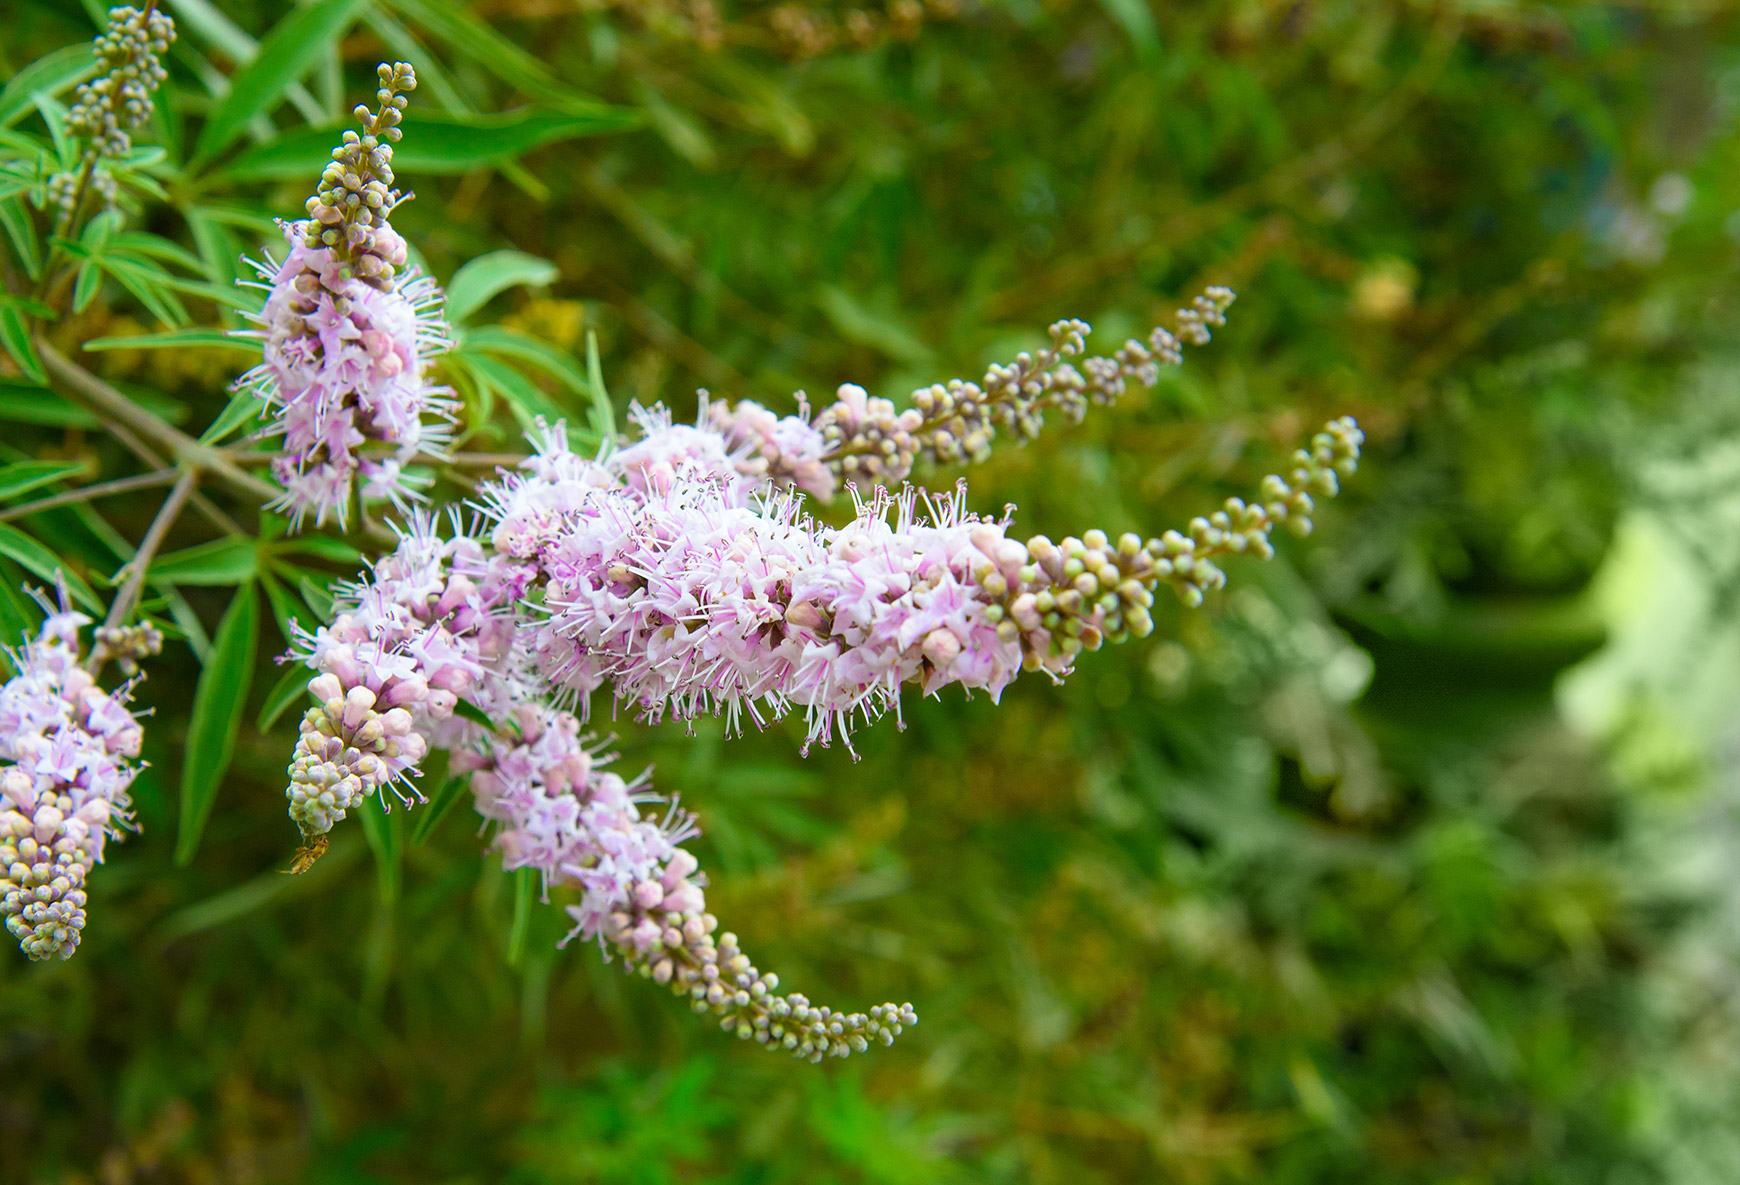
19 4 1722 1181
0 9 1365 1067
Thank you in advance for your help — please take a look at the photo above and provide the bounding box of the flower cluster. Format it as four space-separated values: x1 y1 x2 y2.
480 406 1361 752
236 63 453 529
44 5 176 218
247 71 1359 1057
458 702 914 1060
0 607 147 961
286 515 527 841
280 516 917 1060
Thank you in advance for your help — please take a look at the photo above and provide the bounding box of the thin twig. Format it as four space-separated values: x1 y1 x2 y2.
35 338 282 505
100 467 196 638
80 411 247 537
0 469 179 522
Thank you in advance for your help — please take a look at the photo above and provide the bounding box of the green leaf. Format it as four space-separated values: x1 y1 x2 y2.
279 536 362 564
507 866 535 966
83 327 258 353
260 564 318 643
0 460 83 502
0 303 45 384
0 197 40 280
191 0 375 166
72 261 101 314
176 583 260 866
198 386 265 445
99 256 191 327
446 250 560 325
816 285 933 365
0 45 96 129
463 352 566 432
0 573 41 661
385 0 619 115
411 770 470 849
451 697 495 731
220 108 639 182
147 537 258 586
0 523 101 612
467 326 589 394
111 232 212 276
586 329 615 444
1097 0 1161 57
257 662 311 732
31 93 71 169
358 795 403 906
0 381 185 427
297 572 335 620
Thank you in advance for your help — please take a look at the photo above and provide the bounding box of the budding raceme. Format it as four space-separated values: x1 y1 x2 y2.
461 702 915 1061
286 664 428 841
44 5 176 217
282 516 529 847
235 62 453 529
0 607 146 961
812 288 1236 488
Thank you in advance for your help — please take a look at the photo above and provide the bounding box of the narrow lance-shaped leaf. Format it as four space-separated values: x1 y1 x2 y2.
0 523 102 611
410 753 469 848
0 302 45 384
446 250 559 325
219 109 639 182
0 460 84 502
176 583 260 866
507 866 535 966
0 197 42 280
358 796 403 907
586 328 615 444
190 0 374 166
145 536 258 586
0 44 95 129
257 662 311 733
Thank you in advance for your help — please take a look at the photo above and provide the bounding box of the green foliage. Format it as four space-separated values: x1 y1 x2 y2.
0 1 1738 1183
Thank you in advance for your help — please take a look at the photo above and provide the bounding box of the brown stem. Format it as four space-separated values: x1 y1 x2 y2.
37 338 284 505
99 467 196 639
0 468 179 522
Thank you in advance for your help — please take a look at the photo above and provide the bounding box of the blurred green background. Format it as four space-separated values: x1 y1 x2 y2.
6 1 1740 1181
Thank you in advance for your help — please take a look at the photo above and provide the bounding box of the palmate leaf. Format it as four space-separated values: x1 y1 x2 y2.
461 351 567 433
190 0 375 167
0 381 187 428
176 583 259 866
84 327 256 354
358 795 404 907
385 0 622 116
197 385 266 446
409 753 467 848
169 0 329 126
259 565 318 646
